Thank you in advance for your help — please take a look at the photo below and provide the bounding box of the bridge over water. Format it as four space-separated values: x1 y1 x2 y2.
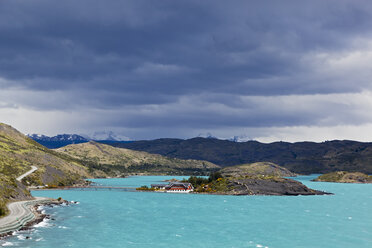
66 186 137 192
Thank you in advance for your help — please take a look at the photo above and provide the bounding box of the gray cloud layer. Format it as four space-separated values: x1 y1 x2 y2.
1 0 372 140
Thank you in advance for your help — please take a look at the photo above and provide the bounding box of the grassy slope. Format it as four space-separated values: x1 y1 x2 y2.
0 176 32 217
0 123 100 215
55 141 220 176
0 123 94 186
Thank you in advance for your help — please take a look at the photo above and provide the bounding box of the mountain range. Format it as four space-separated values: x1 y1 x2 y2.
28 132 372 174
108 138 372 174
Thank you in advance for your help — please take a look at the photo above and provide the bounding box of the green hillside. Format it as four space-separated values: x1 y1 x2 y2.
0 123 97 215
0 123 91 187
55 141 220 176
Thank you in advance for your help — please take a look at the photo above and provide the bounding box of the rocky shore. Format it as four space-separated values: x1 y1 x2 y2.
0 197 69 238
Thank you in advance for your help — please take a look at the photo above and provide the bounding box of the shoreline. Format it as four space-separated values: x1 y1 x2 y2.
0 197 65 238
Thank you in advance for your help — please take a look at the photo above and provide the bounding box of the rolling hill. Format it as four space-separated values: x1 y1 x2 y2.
55 141 219 176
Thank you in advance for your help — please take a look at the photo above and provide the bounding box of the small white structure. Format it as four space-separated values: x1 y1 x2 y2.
150 182 194 193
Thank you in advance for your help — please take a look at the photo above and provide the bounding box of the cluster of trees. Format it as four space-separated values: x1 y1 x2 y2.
184 171 223 188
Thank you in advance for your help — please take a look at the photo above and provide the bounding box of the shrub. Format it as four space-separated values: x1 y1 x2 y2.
0 202 7 217
136 185 155 191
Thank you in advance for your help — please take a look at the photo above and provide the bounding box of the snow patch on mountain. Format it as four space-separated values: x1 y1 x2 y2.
28 134 88 141
197 132 217 139
28 132 131 142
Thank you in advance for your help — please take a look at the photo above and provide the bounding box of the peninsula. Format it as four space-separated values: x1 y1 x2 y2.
313 171 372 183
140 163 330 196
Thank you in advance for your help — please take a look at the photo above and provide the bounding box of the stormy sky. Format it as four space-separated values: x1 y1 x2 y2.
1 0 372 142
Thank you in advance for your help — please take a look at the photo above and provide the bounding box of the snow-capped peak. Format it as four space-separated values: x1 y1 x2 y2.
228 135 252 142
27 133 48 139
197 132 217 139
84 131 131 141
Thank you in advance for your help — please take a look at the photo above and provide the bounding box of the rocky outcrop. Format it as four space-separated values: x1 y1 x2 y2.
220 162 296 178
226 177 329 195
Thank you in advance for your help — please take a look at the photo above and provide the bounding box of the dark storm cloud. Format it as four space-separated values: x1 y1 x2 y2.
1 0 372 138
1 1 371 92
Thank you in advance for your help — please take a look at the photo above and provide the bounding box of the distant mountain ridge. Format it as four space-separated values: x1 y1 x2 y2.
28 133 132 149
87 131 131 142
28 134 89 149
108 137 372 174
28 134 88 142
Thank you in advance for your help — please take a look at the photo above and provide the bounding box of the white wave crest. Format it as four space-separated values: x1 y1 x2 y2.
16 235 26 240
1 242 14 247
37 206 45 211
34 218 51 228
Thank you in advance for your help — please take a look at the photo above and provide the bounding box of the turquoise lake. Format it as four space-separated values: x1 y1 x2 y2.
1 175 371 248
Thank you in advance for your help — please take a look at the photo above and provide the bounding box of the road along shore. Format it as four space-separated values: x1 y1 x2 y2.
0 197 64 237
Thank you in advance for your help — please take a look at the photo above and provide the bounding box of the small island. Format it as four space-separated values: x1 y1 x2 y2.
185 174 328 196
138 162 330 196
313 171 372 183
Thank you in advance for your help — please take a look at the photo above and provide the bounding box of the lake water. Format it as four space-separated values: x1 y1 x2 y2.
1 175 371 248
